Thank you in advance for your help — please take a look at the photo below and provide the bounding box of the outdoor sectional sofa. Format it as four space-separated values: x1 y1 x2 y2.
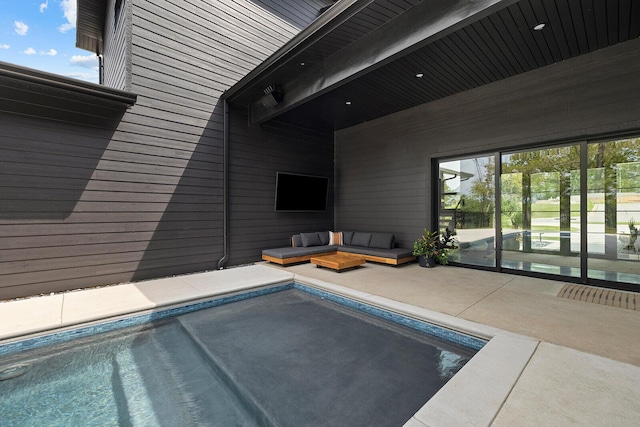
262 231 415 266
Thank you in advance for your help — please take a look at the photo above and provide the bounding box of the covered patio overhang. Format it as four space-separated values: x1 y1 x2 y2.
225 0 639 132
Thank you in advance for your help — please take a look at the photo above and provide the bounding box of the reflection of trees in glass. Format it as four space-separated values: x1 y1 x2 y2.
458 158 495 229
504 145 580 175
501 173 522 228
495 139 639 256
531 172 559 202
589 138 640 234
502 146 580 254
589 138 640 169
617 162 640 193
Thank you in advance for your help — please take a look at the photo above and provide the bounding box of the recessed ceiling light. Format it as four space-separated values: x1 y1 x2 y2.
345 101 352 105
415 73 424 78
533 23 546 31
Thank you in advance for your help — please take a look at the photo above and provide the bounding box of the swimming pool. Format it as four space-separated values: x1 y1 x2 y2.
0 283 483 426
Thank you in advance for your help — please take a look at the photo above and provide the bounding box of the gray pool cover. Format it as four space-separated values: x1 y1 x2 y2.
179 289 474 426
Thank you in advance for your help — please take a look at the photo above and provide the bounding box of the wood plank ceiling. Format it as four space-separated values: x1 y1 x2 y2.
240 0 640 131
302 0 423 65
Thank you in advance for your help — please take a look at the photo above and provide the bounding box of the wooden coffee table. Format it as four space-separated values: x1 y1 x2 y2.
310 253 365 272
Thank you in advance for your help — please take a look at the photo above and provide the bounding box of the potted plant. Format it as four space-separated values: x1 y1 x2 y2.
413 228 456 267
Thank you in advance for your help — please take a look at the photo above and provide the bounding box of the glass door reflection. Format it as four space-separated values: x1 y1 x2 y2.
439 156 496 268
437 137 640 288
500 146 581 277
587 138 640 284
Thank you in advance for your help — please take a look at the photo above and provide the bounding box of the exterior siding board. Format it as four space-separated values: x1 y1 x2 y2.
134 1 291 64
335 38 640 249
0 0 324 299
103 0 131 90
228 111 334 265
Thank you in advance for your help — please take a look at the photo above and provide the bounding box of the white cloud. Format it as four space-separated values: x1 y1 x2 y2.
70 54 99 70
0 44 10 50
40 1 49 13
65 71 99 84
14 21 29 36
58 23 74 33
23 47 37 55
58 0 76 33
42 48 58 56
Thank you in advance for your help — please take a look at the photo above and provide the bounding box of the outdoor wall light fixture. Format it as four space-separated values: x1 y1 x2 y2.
415 73 424 78
533 23 546 31
345 101 352 105
260 85 284 108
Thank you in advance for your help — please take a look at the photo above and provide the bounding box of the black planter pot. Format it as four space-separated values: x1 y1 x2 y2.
418 255 436 268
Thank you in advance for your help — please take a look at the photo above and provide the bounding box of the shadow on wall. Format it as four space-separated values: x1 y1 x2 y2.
132 102 336 282
225 108 335 266
131 101 226 282
0 112 123 220
126 1 338 285
0 111 129 300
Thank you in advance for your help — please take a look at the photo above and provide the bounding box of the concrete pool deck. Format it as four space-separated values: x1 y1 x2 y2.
1 263 639 426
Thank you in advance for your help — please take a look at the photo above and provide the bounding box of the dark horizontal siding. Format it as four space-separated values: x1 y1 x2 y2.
0 0 324 300
228 110 334 265
335 38 640 249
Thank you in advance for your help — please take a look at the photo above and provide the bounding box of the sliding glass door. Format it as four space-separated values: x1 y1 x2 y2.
587 138 640 284
500 145 581 278
439 156 496 268
437 136 640 288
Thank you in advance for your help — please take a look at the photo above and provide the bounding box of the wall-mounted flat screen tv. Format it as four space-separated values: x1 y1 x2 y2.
274 172 329 212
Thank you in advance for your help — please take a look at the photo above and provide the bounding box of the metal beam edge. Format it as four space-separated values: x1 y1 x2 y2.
250 0 520 126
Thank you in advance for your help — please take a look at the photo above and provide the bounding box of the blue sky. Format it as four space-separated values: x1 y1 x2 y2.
0 0 98 83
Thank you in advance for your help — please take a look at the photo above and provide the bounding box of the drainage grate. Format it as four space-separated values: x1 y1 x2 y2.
557 284 638 311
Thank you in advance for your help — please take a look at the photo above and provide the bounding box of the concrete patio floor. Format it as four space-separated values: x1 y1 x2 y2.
1 262 639 426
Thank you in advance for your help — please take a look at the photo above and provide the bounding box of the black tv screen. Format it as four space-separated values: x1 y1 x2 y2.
275 172 329 212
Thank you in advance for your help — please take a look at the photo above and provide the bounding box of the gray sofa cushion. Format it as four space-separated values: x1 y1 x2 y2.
339 245 413 260
351 232 372 247
369 232 395 249
301 232 322 247
342 231 354 245
318 231 330 246
292 234 303 247
263 245 338 259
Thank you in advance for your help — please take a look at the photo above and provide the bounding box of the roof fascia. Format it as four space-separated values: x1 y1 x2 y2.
0 60 137 107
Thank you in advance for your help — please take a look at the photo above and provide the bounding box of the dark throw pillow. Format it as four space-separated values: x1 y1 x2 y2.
342 231 354 245
351 232 372 247
317 231 330 246
369 233 395 249
301 232 322 247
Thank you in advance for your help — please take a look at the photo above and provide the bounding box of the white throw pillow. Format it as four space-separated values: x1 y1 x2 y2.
329 231 343 245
